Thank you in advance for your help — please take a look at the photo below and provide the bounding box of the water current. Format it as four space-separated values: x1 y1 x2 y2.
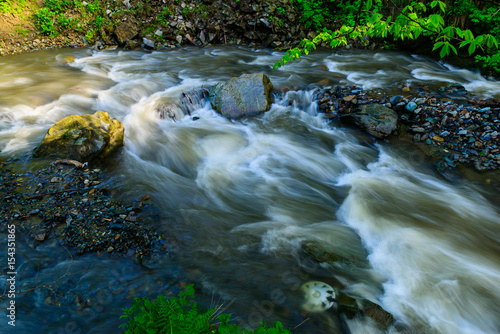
1 46 500 334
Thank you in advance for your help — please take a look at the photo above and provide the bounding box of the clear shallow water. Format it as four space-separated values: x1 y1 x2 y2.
1 46 500 334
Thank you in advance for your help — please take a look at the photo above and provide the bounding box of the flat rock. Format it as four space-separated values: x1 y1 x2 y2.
342 104 398 138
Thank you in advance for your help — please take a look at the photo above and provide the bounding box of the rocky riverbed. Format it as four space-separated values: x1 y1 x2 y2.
0 156 171 260
315 84 500 171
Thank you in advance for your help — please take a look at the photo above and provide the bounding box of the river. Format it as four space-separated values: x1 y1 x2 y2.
1 46 500 334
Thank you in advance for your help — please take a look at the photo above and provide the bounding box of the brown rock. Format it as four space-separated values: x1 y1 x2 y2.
362 300 394 327
115 20 138 44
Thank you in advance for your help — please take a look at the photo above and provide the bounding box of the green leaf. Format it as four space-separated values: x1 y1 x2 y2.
439 43 449 58
366 0 372 11
468 41 476 55
449 43 457 55
432 41 444 51
438 1 446 13
485 34 498 49
491 53 500 63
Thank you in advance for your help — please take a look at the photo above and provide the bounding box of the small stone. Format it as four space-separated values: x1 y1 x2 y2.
415 98 426 105
440 131 450 137
143 38 155 48
154 29 163 37
343 95 356 102
35 232 48 241
478 107 491 113
389 96 402 105
411 126 426 133
107 246 114 253
50 177 60 183
458 130 467 135
433 136 444 142
176 35 182 44
405 102 417 112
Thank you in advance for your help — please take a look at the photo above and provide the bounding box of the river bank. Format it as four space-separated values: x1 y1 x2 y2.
0 155 171 259
0 0 325 56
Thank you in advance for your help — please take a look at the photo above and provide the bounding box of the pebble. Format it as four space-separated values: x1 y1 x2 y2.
415 98 426 105
406 102 417 112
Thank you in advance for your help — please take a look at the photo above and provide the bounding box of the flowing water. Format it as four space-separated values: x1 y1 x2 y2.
1 46 500 334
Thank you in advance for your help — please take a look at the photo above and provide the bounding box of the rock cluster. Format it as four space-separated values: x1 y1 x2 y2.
1 0 330 55
394 93 500 170
0 157 169 257
315 84 500 170
0 35 85 56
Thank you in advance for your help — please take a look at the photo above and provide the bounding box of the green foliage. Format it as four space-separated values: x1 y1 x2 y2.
15 25 29 36
36 0 105 40
36 7 57 37
57 14 77 29
120 284 291 334
85 28 96 44
475 53 500 73
0 0 27 14
158 6 173 25
87 0 102 14
44 0 72 14
292 0 334 29
275 0 500 73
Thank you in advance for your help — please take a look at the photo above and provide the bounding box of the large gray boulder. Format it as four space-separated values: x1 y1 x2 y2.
209 73 273 119
342 104 398 138
33 111 124 162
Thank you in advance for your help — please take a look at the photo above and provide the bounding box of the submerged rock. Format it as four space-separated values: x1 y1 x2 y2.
342 104 398 138
210 73 273 119
33 111 124 162
361 299 394 327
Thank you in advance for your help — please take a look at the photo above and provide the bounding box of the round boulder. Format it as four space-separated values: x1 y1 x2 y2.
33 111 124 162
210 73 273 119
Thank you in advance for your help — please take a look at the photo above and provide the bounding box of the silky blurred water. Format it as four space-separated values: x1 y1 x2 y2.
1 46 500 334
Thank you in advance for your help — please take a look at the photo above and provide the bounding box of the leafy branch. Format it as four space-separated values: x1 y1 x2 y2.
274 0 500 70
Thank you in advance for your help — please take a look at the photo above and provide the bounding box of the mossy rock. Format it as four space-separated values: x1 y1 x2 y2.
361 299 394 328
342 104 398 138
33 111 124 162
302 242 354 265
